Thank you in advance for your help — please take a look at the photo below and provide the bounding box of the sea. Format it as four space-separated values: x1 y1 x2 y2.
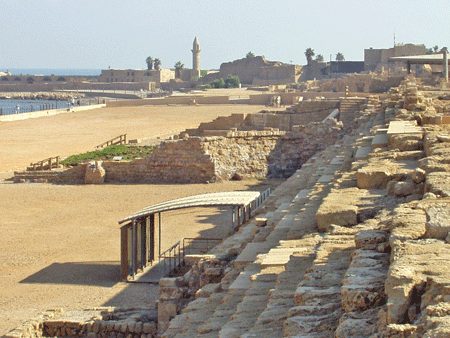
0 69 102 115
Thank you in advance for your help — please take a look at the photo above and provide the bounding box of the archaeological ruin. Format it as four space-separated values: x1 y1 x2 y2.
5 50 450 337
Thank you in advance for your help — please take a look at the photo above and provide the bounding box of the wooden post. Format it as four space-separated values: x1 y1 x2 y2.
48 157 52 171
149 214 155 263
120 224 130 281
159 213 162 261
132 220 137 279
140 218 147 270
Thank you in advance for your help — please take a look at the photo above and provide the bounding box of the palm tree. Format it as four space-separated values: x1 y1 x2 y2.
336 52 345 61
315 54 324 62
174 61 184 78
246 51 255 58
154 58 161 70
433 45 439 53
146 56 154 70
305 48 315 65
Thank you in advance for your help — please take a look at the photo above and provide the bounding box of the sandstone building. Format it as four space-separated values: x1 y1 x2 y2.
97 68 174 84
364 43 427 72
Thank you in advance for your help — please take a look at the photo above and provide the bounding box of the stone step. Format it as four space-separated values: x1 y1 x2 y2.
336 228 390 336
260 247 308 268
371 132 388 150
197 289 247 337
218 270 280 338
247 239 320 338
283 233 354 337
354 146 371 160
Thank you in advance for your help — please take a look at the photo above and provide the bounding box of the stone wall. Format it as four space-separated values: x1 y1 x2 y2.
203 130 284 180
106 95 230 108
4 308 158 338
42 118 344 185
102 138 216 184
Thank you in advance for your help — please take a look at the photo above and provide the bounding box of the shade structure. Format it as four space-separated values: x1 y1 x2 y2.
119 189 271 281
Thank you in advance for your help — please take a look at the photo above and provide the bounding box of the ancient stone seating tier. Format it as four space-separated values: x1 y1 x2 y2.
158 109 385 338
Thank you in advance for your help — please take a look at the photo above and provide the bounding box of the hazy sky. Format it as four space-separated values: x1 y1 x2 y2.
0 0 448 70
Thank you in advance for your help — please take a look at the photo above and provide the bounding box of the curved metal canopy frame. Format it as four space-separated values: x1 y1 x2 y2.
119 191 262 224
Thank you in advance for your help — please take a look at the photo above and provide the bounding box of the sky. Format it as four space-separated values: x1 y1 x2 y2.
0 0 449 71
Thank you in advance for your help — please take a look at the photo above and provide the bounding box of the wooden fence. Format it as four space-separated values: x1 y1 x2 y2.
95 134 127 149
28 156 60 171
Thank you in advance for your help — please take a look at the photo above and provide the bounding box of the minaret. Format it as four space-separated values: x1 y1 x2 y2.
192 37 201 79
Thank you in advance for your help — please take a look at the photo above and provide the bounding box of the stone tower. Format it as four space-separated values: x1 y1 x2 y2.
191 37 201 79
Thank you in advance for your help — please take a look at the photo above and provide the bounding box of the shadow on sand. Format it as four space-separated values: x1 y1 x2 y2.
19 261 120 287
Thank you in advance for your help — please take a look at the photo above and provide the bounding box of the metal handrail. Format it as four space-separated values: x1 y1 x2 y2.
159 237 222 277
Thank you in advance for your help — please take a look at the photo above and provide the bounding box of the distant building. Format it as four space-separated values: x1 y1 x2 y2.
364 43 427 72
97 69 174 84
202 56 302 85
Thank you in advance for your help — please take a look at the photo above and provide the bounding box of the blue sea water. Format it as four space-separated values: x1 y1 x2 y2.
0 68 102 76
0 99 76 115
0 68 101 115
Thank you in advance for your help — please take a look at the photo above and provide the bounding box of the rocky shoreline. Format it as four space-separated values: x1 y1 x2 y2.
0 91 84 101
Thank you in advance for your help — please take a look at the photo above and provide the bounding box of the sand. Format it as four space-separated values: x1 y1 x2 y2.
0 103 280 335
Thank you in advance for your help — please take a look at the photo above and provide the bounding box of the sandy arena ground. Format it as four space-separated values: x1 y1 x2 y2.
0 103 281 335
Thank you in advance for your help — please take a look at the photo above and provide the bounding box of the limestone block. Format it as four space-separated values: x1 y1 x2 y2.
335 309 380 338
386 324 418 337
316 204 358 231
355 230 389 250
158 287 184 301
422 114 442 125
386 240 450 324
158 301 178 318
426 206 450 240
357 163 396 189
254 218 268 227
425 172 450 197
159 278 177 288
84 161 105 184
389 206 427 242
389 133 423 151
195 283 221 298
393 181 423 197
205 267 222 276
142 322 157 334
412 167 426 183
183 255 216 267
437 134 450 143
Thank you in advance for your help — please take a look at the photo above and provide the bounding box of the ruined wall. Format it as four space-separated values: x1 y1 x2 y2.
106 95 230 108
203 130 284 180
50 118 343 185
103 137 216 184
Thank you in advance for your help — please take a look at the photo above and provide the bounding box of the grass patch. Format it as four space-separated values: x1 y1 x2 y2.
60 145 154 166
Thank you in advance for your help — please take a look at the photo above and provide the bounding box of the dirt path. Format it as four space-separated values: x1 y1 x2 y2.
0 103 280 335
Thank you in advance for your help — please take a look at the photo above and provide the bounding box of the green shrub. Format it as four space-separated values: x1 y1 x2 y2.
209 75 240 89
210 78 225 88
225 74 240 88
60 145 154 166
